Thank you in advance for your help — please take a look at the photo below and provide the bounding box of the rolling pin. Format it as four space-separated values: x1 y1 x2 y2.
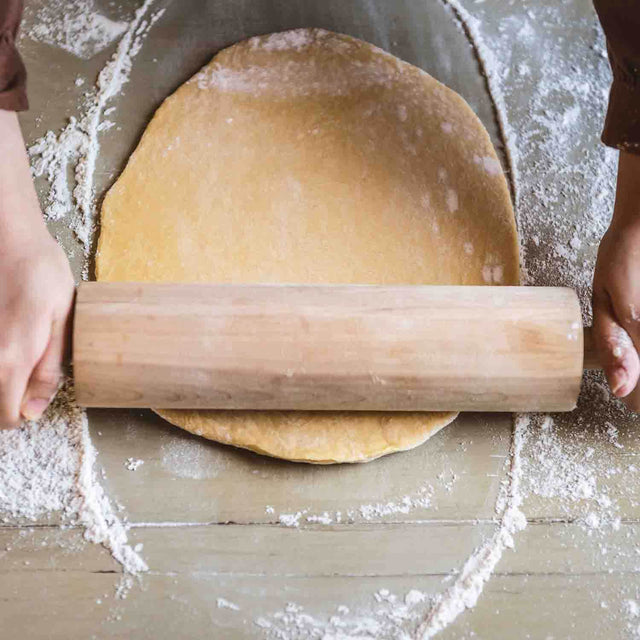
73 282 599 413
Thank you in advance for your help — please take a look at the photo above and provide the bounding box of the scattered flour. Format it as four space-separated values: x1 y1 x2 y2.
417 414 528 638
29 0 163 257
217 597 241 611
473 154 502 176
278 511 306 528
24 0 127 60
445 188 458 212
481 263 504 284
274 484 435 529
258 416 526 637
195 28 423 103
255 29 317 52
257 597 432 639
441 122 453 134
125 458 145 471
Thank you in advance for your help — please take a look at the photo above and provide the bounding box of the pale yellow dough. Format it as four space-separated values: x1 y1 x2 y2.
96 29 519 463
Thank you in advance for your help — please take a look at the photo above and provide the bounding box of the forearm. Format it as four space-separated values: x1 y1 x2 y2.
0 110 50 247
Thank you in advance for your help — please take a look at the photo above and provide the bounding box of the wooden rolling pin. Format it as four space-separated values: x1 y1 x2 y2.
73 282 598 413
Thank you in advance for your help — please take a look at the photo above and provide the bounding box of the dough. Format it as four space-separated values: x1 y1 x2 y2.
96 29 519 463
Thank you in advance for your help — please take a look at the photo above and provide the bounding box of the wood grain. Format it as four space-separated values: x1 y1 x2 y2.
74 283 584 412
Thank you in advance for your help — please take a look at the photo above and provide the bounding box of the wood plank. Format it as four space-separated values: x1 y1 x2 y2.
3 570 632 640
2 518 639 637
4 519 640 577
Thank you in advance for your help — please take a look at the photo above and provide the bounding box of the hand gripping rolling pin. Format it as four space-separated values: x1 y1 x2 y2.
73 282 599 413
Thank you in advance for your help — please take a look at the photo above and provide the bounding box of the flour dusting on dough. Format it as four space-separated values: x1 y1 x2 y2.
446 188 459 212
254 29 321 52
474 154 502 176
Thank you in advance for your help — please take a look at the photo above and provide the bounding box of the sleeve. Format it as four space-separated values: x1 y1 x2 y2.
0 0 27 112
593 0 640 154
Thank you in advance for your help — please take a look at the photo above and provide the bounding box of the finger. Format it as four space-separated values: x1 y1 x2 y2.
0 364 31 429
609 297 640 409
20 317 67 422
609 292 640 397
592 289 640 397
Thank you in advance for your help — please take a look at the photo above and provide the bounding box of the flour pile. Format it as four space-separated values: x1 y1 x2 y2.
0 385 147 574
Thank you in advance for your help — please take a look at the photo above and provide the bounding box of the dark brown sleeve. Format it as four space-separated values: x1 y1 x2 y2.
594 0 640 153
0 0 27 111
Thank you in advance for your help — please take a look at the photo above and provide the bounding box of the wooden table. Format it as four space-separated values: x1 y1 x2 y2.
4 0 638 637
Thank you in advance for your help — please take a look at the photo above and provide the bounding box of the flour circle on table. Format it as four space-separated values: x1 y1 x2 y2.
160 436 230 480
96 27 519 464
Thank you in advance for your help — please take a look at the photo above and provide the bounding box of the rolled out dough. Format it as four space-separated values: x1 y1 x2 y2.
96 28 519 463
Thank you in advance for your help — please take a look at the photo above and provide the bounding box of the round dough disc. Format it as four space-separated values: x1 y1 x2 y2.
96 29 519 464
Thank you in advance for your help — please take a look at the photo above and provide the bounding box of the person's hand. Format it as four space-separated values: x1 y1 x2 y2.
0 239 74 427
592 151 640 408
0 110 75 428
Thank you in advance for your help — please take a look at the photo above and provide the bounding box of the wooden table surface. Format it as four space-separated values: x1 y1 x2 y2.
4 0 639 638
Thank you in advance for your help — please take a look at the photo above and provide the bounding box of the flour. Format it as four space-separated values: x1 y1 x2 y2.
256 30 318 52
273 483 435 529
257 596 431 639
29 0 162 257
0 385 146 574
417 414 528 638
160 436 228 480
441 0 520 208
217 597 241 611
196 29 415 100
278 512 306 528
521 373 636 541
473 154 502 176
0 391 79 520
24 0 127 60
125 458 145 471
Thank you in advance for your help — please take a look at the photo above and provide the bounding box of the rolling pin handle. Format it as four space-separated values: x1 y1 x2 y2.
582 326 601 370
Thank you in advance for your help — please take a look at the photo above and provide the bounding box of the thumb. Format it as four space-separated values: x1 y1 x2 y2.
20 316 68 421
592 290 640 398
